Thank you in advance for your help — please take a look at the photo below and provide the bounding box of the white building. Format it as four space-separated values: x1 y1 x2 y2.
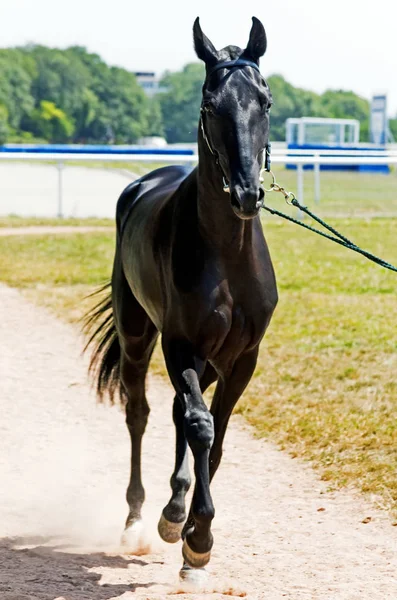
134 72 165 97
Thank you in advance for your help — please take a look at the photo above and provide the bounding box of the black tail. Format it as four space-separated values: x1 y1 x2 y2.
83 283 126 405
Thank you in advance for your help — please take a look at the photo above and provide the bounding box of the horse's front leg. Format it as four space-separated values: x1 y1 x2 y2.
159 364 218 544
162 338 215 570
182 348 259 541
158 394 191 543
209 348 259 480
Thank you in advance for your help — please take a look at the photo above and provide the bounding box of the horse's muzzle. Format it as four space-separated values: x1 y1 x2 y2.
230 186 264 219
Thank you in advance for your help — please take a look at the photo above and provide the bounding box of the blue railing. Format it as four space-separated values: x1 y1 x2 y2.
0 144 195 156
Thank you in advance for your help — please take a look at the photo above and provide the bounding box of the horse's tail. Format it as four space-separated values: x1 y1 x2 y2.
83 283 126 405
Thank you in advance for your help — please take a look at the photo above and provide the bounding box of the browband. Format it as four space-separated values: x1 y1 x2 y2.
207 59 260 78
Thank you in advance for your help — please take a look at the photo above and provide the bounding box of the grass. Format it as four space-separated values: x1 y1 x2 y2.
263 165 397 218
0 215 114 228
0 216 396 513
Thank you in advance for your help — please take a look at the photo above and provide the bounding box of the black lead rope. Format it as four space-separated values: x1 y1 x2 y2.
261 182 397 273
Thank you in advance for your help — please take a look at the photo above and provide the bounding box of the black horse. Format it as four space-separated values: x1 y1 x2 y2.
86 16 278 579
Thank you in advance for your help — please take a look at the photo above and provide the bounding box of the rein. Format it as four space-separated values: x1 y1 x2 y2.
198 60 396 274
261 171 397 273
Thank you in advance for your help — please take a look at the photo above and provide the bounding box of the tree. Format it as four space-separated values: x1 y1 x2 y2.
145 97 164 138
0 104 8 144
0 50 35 131
23 100 74 142
158 63 204 143
266 74 329 141
0 44 375 145
389 118 397 142
319 90 370 141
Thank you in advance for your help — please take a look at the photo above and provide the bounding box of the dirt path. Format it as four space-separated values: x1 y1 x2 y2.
1 284 397 600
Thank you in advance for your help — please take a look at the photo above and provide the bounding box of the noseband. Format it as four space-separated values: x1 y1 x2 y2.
199 59 271 193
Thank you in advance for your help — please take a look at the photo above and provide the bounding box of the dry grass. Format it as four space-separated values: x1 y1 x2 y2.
0 216 396 512
0 215 113 228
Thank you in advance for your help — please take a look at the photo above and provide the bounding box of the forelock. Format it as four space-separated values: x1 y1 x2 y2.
217 45 244 61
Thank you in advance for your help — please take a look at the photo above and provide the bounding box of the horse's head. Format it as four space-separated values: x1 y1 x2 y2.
194 17 272 220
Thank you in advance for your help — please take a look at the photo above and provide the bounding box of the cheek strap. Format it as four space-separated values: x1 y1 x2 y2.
264 143 271 172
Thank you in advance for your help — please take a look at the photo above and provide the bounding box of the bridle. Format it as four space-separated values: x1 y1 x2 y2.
199 58 272 194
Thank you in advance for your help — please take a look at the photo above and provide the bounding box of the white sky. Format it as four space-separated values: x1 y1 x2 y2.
1 0 397 115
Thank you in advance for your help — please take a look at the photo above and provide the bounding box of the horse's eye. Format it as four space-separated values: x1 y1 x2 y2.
203 104 214 115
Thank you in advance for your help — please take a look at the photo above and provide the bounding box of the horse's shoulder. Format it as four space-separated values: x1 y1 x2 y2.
116 165 193 234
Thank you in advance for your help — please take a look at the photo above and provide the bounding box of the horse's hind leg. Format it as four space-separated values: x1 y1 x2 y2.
112 266 158 546
158 395 190 543
121 344 156 546
159 364 218 544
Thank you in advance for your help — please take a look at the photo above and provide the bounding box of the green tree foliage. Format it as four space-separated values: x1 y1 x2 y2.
267 75 370 142
0 45 156 144
0 49 35 131
146 97 165 137
0 104 9 144
0 45 376 145
23 100 75 143
389 118 397 142
158 68 371 143
320 89 370 141
158 63 204 143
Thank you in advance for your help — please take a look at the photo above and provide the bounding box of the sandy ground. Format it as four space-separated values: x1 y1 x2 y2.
1 284 397 600
0 164 134 219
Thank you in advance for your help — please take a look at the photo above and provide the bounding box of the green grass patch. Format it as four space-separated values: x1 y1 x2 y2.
0 218 396 512
266 165 397 217
0 215 114 228
0 233 114 286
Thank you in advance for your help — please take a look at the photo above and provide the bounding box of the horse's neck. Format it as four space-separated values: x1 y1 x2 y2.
196 148 255 256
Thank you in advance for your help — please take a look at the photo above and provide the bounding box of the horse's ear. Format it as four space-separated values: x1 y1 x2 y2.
193 17 218 66
244 16 267 62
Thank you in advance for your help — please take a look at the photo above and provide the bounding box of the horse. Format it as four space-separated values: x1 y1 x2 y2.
85 16 278 580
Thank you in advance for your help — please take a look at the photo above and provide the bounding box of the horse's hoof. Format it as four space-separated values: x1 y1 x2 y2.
179 562 209 586
120 520 151 554
158 512 184 543
182 538 211 568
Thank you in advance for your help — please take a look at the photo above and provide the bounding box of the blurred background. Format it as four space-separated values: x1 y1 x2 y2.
0 0 396 218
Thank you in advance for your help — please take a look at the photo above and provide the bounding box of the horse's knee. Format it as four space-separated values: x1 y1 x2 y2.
126 398 150 421
184 408 214 452
171 471 191 494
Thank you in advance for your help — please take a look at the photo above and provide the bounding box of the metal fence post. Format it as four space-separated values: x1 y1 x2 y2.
297 164 304 219
314 154 321 204
57 160 64 218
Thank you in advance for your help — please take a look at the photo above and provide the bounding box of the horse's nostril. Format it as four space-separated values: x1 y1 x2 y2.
256 187 265 208
231 192 242 211
230 187 263 217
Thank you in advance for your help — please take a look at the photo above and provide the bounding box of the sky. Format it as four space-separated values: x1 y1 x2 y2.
1 0 397 116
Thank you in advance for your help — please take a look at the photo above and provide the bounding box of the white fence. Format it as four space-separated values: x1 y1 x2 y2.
0 149 396 218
